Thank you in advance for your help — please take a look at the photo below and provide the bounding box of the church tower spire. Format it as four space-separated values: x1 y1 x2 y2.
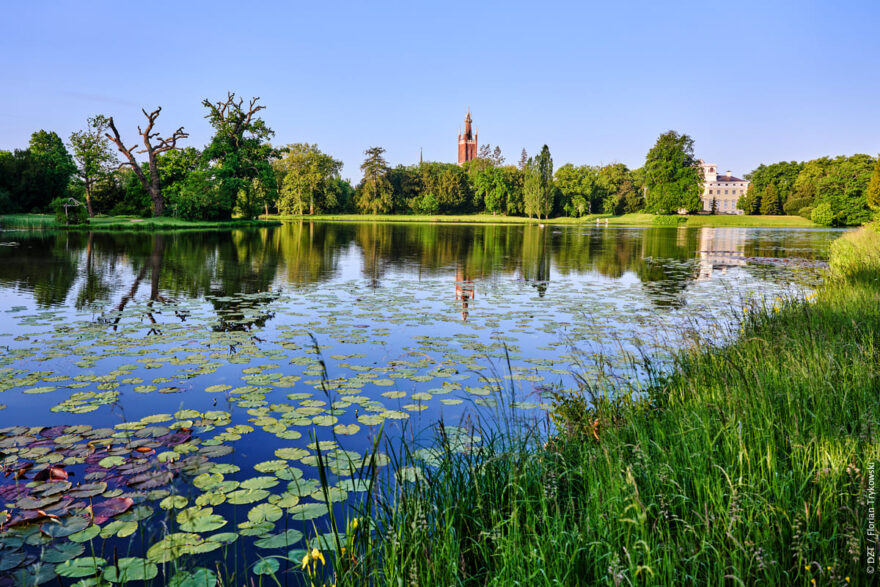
458 108 477 165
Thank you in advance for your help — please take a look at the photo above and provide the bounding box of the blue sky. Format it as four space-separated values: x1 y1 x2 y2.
1 0 878 180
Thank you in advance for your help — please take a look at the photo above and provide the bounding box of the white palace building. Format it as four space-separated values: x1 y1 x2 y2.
699 161 749 214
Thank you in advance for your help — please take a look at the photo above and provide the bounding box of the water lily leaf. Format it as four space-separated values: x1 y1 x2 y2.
180 512 226 533
357 414 385 426
0 550 26 572
100 520 138 539
253 459 288 473
287 502 327 521
145 533 201 564
206 532 237 544
226 488 269 505
98 456 125 468
238 520 276 536
241 476 278 490
333 423 360 435
169 568 218 587
193 473 223 491
12 562 57 586
56 557 106 578
42 542 85 563
247 503 282 523
160 495 188 510
274 447 308 461
337 478 371 493
102 557 158 582
68 525 100 543
253 529 303 549
252 557 279 575
309 487 348 503
41 515 89 538
68 482 107 499
91 497 134 524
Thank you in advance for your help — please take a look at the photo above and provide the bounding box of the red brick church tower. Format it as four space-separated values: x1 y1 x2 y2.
457 108 477 165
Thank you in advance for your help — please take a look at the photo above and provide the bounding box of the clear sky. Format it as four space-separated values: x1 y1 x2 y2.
1 0 878 180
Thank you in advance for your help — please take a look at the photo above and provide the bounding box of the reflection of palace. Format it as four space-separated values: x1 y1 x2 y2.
455 265 475 321
697 227 747 280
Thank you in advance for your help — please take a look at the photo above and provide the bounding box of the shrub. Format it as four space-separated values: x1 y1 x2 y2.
652 214 687 225
810 201 834 226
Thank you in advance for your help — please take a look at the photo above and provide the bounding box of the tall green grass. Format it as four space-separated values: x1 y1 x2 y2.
0 214 55 229
359 224 879 585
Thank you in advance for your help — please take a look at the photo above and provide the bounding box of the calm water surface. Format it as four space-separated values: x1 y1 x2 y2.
0 222 841 583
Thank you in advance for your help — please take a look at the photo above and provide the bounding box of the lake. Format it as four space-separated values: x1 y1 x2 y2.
0 222 841 584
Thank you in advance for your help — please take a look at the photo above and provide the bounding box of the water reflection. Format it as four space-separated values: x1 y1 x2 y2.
0 223 837 317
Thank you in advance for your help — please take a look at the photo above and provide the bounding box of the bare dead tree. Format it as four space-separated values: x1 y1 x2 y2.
105 107 188 216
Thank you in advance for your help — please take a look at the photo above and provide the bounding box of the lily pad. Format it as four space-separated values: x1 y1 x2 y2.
102 557 158 582
56 557 106 578
253 529 303 549
247 503 282 523
252 557 279 575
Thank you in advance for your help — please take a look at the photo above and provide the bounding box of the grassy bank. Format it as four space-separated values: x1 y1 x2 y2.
272 212 818 228
352 224 878 585
0 214 280 231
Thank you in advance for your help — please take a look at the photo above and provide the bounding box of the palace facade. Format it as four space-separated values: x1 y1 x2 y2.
700 161 749 214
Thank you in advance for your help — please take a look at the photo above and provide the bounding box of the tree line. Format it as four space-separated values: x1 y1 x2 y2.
1 97 877 226
739 155 880 226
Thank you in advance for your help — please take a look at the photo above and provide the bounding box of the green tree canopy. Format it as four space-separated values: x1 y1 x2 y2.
69 116 117 217
524 145 554 219
759 183 781 215
472 165 521 215
554 164 597 217
746 161 802 213
355 147 393 214
814 154 875 226
202 93 277 219
275 144 344 215
866 155 880 212
643 131 702 214
737 184 761 215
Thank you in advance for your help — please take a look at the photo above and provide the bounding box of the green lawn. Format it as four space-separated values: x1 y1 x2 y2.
272 212 819 228
0 214 280 231
0 212 820 231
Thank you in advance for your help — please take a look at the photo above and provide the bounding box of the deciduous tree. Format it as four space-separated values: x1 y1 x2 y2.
201 93 277 219
69 116 117 217
524 146 554 219
275 144 343 215
106 108 188 216
643 131 702 214
867 155 880 212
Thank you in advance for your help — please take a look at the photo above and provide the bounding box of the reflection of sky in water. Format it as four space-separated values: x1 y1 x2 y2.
0 223 844 576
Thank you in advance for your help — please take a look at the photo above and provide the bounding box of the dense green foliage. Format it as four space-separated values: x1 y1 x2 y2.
69 116 117 217
363 224 880 585
744 154 877 225
2 106 875 226
354 147 393 214
0 130 76 214
201 94 278 219
274 144 344 215
643 131 702 214
523 145 554 219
